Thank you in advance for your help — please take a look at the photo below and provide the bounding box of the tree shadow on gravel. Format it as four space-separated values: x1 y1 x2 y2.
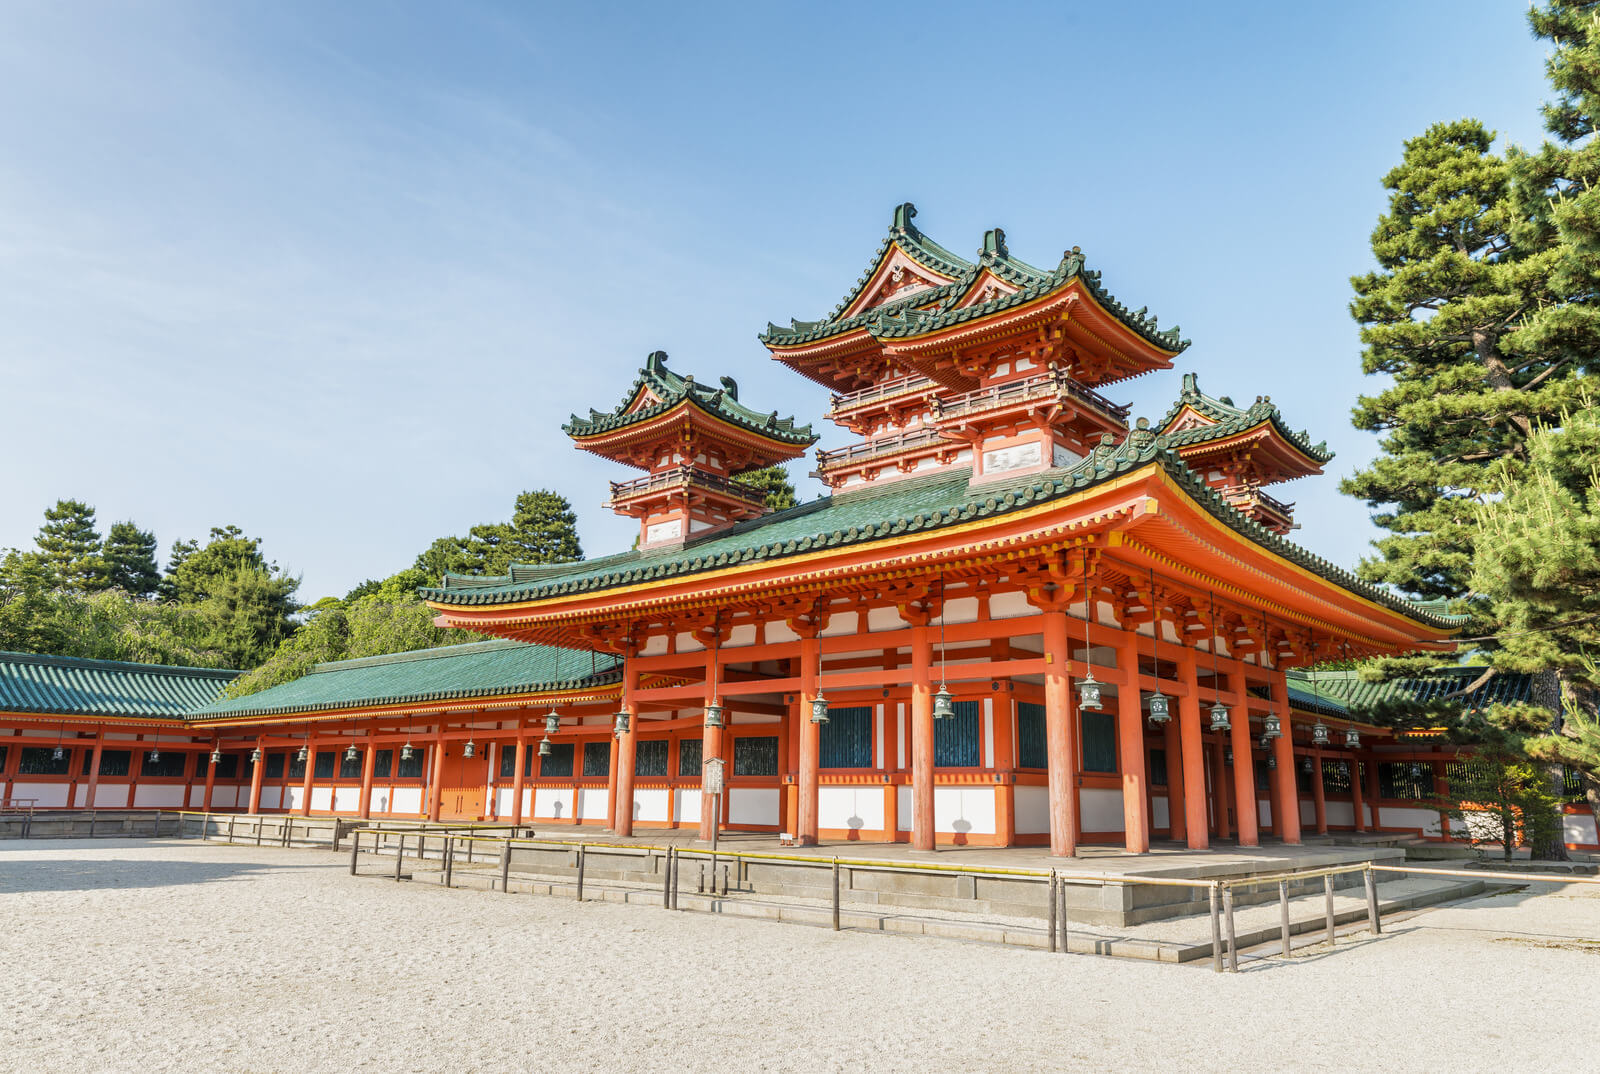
0 856 300 895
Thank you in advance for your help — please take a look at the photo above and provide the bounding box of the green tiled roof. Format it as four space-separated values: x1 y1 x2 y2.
1156 373 1332 464
422 427 1457 631
0 651 238 718
191 640 621 720
1285 667 1532 718
760 203 1189 356
563 350 815 448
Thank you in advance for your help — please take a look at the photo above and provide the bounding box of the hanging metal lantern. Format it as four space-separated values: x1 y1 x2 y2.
1263 713 1282 739
345 744 358 763
463 739 476 759
810 691 829 724
704 702 724 728
614 711 630 736
544 710 560 736
1267 753 1277 770
401 742 414 762
149 747 160 763
538 736 552 757
1344 728 1361 748
296 745 308 764
1076 670 1104 711
1224 746 1234 766
52 745 64 762
932 683 955 719
1312 721 1330 746
250 747 262 765
1301 756 1314 774
1208 701 1230 732
210 747 222 765
1147 691 1171 725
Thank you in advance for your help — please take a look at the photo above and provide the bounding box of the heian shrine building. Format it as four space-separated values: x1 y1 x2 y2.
15 203 1569 855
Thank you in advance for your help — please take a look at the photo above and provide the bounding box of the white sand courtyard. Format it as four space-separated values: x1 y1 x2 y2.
2 839 1596 1073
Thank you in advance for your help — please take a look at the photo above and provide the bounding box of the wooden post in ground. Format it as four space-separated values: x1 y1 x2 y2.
1279 879 1291 957
831 857 841 931
1209 884 1223 973
1048 869 1058 953
1323 874 1336 944
575 844 585 901
349 830 361 875
1364 867 1381 934
500 839 511 893
1223 885 1238 971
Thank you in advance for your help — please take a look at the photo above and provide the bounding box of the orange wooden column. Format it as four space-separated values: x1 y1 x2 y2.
994 694 1016 847
1162 706 1185 843
427 734 445 822
1228 689 1259 847
247 736 265 814
1350 751 1367 831
299 734 316 817
358 739 377 819
1115 634 1149 853
1269 675 1301 844
606 736 620 829
698 650 723 843
1364 751 1382 830
797 634 821 846
1174 646 1208 850
910 623 937 852
615 660 639 837
1042 611 1078 857
1211 729 1231 840
510 733 526 826
1312 746 1328 834
202 748 217 811
84 733 104 809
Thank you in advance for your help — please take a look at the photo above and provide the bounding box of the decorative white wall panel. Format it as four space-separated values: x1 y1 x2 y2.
674 788 701 825
93 784 131 808
934 786 995 835
633 788 670 822
538 787 576 820
818 786 884 831
1152 795 1171 830
16 783 69 807
728 788 778 826
1564 812 1598 846
132 785 184 808
575 788 607 820
1380 806 1443 836
332 787 359 813
391 786 422 815
1014 785 1050 834
896 785 913 830
310 786 333 811
1080 788 1125 833
1326 801 1355 826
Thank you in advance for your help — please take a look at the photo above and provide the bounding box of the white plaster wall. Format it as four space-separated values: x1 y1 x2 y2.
1080 788 1124 833
210 787 240 808
988 591 1034 619
310 786 333 812
1326 801 1355 827
982 699 994 769
674 631 705 652
896 785 913 831
257 786 282 811
867 607 907 632
818 786 884 831
1564 811 1598 847
93 784 131 808
1258 800 1272 827
133 785 185 808
575 788 606 821
820 612 858 637
674 788 702 825
934 786 995 835
1300 800 1316 825
538 787 576 820
726 623 757 647
942 597 979 624
494 788 515 816
729 788 778 826
639 634 668 657
284 786 306 812
1153 795 1171 830
633 788 670 822
333 787 359 813
391 786 423 815
15 783 69 807
1380 806 1443 836
764 620 800 644
521 788 533 817
1014 785 1050 834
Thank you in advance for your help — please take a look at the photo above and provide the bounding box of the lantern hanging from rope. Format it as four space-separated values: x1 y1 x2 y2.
614 711 630 736
704 702 724 728
538 736 551 757
345 744 358 763
543 709 560 736
463 739 476 759
1206 591 1227 731
933 570 955 719
211 745 223 766
1076 556 1103 711
1344 727 1360 749
250 747 262 765
1209 700 1231 732
1263 712 1282 739
1146 568 1171 725
1312 721 1330 746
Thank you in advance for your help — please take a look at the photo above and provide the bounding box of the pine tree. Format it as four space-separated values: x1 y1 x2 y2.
34 499 108 591
738 464 799 510
1343 121 1578 616
162 526 300 667
415 490 583 577
101 521 161 598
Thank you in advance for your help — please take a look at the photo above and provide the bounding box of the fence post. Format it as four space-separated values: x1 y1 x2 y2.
227 815 236 843
1048 870 1058 953
1279 879 1292 958
500 840 511 894
254 814 262 846
395 833 405 882
1223 885 1239 972
671 848 680 911
349 830 361 875
1209 883 1223 973
89 810 98 839
443 836 454 888
721 863 730 896
698 862 705 895
663 847 674 909
575 844 586 902
1364 866 1381 935
1323 874 1336 945
832 857 841 932
1058 876 1070 955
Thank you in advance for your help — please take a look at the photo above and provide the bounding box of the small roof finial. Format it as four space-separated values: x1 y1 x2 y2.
892 202 918 233
982 227 1009 260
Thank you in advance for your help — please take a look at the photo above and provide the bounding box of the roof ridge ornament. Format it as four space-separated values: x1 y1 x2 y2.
645 350 668 374
981 227 1009 262
891 201 918 236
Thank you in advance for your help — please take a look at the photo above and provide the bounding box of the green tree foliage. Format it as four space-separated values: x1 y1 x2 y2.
34 499 108 591
415 490 582 578
1438 748 1562 861
151 526 301 668
225 569 486 697
738 464 799 510
101 521 161 598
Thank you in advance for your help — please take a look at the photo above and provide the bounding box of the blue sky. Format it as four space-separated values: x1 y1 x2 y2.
0 2 1552 600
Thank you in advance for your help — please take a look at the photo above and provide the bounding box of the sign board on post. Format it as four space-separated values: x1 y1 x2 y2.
704 756 726 856
703 756 725 795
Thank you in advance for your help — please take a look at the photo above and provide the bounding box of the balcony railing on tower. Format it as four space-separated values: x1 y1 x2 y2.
827 374 938 420
930 370 1130 426
607 466 767 507
812 426 950 471
1223 486 1296 531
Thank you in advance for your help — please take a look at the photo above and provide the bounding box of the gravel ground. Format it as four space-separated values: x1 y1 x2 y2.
2 839 1596 1074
